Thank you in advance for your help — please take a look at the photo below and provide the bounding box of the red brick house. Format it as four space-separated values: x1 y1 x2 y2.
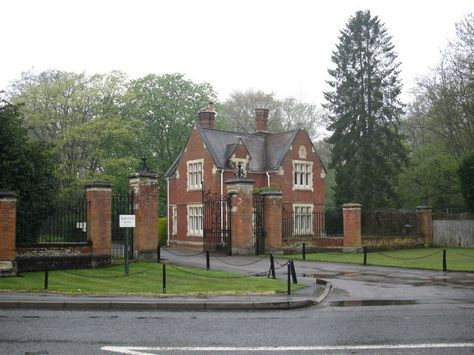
165 105 326 249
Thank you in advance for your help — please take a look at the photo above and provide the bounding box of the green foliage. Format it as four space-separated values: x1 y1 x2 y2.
253 185 280 194
159 217 168 246
8 70 138 199
123 73 216 214
458 152 474 211
396 145 465 209
0 97 58 238
324 10 407 208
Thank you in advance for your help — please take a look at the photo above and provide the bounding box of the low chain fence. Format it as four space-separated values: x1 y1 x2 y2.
35 249 300 295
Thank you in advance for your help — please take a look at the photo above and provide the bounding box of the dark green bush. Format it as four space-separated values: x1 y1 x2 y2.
159 217 168 246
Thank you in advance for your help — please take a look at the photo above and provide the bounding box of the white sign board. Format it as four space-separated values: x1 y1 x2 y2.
119 215 135 228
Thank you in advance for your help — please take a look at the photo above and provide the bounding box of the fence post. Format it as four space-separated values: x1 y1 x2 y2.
416 206 433 247
44 261 49 290
269 254 276 279
0 192 17 276
290 260 298 284
85 182 113 266
287 261 291 295
261 191 283 252
225 177 255 255
162 264 166 293
129 164 159 261
342 203 362 251
124 229 129 276
442 249 447 272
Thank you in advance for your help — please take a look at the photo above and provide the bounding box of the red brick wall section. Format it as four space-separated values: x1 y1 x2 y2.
86 183 112 258
226 180 255 254
342 203 362 249
416 206 433 247
262 192 283 250
0 193 17 261
129 175 159 260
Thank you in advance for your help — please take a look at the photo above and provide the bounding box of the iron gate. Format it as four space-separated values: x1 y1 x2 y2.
16 196 87 245
202 190 231 255
112 191 134 259
253 193 265 255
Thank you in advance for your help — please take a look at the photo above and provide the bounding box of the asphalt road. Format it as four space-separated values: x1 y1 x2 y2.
1 302 474 354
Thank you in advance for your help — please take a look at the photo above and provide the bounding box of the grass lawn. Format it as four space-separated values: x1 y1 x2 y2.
285 248 474 272
0 262 303 296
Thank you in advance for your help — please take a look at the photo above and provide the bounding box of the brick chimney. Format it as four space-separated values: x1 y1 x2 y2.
198 102 216 129
255 108 269 133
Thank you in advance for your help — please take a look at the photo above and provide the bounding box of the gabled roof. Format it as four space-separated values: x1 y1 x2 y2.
165 126 320 178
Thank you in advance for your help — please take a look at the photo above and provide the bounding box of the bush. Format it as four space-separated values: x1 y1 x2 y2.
458 152 474 211
159 217 168 246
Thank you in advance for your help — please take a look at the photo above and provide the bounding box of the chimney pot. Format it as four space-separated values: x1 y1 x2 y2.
197 102 216 129
255 108 269 133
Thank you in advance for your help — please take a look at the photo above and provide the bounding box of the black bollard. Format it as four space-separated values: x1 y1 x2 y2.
162 264 167 293
363 246 368 266
443 249 447 272
290 260 298 284
269 254 276 279
287 261 291 295
302 243 306 260
44 261 49 290
206 251 210 271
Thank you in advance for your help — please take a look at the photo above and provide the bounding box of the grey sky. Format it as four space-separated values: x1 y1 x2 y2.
1 0 472 105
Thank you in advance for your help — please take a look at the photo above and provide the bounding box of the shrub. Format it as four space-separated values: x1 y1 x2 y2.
158 217 168 246
458 152 474 211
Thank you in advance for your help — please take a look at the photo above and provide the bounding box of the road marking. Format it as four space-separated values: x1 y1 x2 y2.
102 343 474 354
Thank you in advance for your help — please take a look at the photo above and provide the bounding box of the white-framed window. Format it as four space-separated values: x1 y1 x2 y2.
187 204 203 236
187 159 203 191
294 204 313 235
293 160 313 191
172 206 177 235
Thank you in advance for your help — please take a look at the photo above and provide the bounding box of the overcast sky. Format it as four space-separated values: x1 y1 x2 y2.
1 0 472 105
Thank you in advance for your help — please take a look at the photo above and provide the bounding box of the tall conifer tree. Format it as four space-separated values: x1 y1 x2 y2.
324 10 407 208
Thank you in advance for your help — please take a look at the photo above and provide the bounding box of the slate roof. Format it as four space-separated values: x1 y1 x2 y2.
165 126 308 178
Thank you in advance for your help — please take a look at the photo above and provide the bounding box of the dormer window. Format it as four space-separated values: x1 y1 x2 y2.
187 159 203 191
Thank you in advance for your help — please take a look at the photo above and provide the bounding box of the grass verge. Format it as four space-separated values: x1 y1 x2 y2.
284 248 474 272
0 262 304 296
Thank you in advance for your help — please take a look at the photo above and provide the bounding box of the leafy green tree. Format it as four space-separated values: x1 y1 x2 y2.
396 145 465 209
8 70 138 196
324 10 407 208
0 96 58 240
123 73 217 176
406 14 474 159
123 73 216 214
458 152 474 211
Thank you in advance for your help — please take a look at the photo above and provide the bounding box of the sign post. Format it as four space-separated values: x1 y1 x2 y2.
119 215 135 275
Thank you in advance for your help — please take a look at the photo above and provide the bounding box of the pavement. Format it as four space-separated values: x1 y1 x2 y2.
1 247 473 311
